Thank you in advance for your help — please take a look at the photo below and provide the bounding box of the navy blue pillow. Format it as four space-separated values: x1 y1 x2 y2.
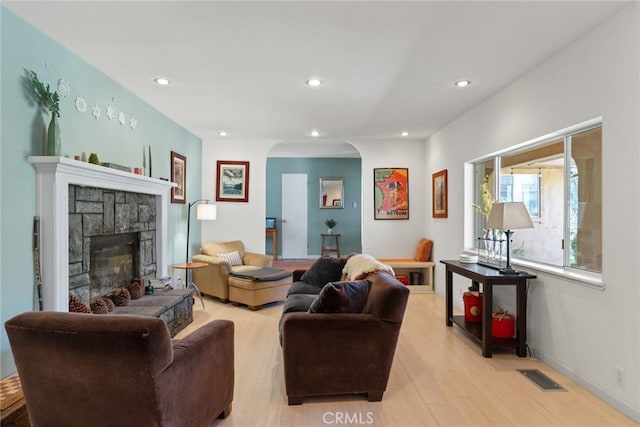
308 280 371 314
300 257 346 288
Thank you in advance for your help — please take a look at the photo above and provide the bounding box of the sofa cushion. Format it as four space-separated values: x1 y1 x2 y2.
300 257 346 288
414 238 433 262
217 250 243 266
282 293 317 314
308 280 371 314
287 281 323 296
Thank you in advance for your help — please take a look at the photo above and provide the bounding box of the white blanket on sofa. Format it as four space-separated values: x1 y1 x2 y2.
342 254 395 281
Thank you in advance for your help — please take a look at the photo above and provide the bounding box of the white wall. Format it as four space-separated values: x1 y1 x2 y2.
425 4 639 421
200 138 427 259
351 139 427 257
200 140 276 254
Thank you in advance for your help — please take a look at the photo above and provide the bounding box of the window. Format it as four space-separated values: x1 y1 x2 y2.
472 122 602 273
499 173 540 218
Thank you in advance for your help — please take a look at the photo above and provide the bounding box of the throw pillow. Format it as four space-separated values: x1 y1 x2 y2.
308 279 371 314
218 250 243 266
414 238 433 262
300 257 346 288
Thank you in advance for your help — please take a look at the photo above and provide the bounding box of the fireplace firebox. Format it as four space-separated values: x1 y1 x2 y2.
90 232 140 300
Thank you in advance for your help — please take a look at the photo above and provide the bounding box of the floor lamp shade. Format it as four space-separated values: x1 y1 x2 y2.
186 200 216 263
485 202 533 274
196 203 217 221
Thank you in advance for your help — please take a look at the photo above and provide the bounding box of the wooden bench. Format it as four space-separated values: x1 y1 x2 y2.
378 259 435 292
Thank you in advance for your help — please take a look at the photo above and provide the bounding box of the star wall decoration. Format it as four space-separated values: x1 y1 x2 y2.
129 116 138 130
57 79 70 98
92 104 101 120
105 104 115 120
118 112 126 125
75 97 87 113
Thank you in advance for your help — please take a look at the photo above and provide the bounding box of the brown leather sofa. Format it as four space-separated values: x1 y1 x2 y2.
192 240 273 301
279 257 409 405
5 312 234 427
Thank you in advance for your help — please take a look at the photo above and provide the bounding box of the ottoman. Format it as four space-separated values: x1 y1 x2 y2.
228 268 293 310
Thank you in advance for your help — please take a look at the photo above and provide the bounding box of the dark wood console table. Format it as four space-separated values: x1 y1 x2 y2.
440 260 536 358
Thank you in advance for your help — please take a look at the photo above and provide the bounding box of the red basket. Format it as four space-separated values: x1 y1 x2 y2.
463 292 482 323
395 275 409 286
492 312 515 338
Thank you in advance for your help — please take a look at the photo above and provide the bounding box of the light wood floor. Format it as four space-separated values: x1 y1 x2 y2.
176 293 635 427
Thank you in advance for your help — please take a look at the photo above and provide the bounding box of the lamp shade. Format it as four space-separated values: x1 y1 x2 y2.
486 202 533 230
196 203 217 221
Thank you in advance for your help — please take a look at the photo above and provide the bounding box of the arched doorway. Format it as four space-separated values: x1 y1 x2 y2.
265 142 362 259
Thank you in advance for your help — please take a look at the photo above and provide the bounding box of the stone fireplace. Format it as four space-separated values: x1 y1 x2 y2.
29 157 175 311
68 184 159 304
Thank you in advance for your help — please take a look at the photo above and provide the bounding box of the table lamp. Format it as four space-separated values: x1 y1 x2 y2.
485 201 534 275
186 199 217 263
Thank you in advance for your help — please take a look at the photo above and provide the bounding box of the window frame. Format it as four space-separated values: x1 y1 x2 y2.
467 118 603 288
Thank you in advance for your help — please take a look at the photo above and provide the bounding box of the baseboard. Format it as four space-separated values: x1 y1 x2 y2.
534 350 640 423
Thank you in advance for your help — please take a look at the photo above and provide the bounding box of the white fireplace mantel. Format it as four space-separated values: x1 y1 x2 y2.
28 156 176 311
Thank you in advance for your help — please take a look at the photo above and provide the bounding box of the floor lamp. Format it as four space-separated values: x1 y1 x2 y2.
186 199 217 264
485 201 533 275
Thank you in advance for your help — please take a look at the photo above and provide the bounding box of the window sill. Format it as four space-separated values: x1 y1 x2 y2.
462 250 605 290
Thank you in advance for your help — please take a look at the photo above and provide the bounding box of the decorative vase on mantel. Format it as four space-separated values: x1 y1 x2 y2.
46 114 61 156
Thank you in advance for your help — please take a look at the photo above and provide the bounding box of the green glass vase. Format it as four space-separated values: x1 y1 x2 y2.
46 115 61 156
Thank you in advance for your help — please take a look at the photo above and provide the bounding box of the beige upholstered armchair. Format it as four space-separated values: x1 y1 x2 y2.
192 240 273 302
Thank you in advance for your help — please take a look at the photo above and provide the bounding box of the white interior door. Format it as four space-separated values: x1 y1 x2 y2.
282 173 307 259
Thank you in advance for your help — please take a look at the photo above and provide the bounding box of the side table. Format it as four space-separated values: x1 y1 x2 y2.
440 260 536 358
321 233 341 258
265 227 278 260
172 262 207 309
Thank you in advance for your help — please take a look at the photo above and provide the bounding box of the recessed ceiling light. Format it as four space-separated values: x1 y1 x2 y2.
401 131 409 137
153 77 171 86
218 131 228 137
309 130 320 137
454 80 471 88
306 78 323 87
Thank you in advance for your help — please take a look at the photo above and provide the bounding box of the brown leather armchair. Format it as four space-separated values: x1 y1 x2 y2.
5 312 234 427
192 240 273 302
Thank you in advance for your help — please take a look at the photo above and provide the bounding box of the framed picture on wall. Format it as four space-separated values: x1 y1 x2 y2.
216 160 250 202
373 168 409 220
432 169 448 218
170 151 186 204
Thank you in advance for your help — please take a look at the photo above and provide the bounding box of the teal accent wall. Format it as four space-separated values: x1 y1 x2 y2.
266 157 362 257
0 7 202 377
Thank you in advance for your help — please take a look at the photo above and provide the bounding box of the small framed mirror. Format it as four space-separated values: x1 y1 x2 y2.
320 177 343 209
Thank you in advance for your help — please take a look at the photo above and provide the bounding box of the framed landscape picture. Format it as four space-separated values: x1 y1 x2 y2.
216 160 250 202
170 151 186 204
374 168 409 220
432 169 448 218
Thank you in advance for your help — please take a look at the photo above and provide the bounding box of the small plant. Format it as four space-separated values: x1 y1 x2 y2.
472 175 494 220
88 153 100 165
324 218 337 229
29 70 60 117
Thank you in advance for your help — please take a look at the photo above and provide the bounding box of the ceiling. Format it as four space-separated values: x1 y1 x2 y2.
4 1 627 157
